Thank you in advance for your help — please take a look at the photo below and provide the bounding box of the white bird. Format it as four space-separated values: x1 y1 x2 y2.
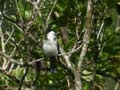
43 29 58 73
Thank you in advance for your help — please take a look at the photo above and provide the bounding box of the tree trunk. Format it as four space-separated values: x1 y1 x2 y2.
74 70 82 90
74 0 93 90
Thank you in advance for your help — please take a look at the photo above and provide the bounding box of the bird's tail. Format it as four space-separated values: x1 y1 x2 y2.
50 56 57 73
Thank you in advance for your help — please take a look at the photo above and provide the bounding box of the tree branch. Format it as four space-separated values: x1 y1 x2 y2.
0 51 23 65
46 0 57 27
77 0 93 71
74 0 93 90
18 66 29 90
59 47 73 70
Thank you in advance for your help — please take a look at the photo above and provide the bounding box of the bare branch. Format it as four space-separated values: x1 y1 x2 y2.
1 12 24 33
97 21 104 40
59 47 73 70
5 26 15 45
115 15 120 32
0 51 23 65
29 58 44 65
46 0 57 27
14 0 24 25
0 17 7 70
114 80 120 90
8 47 17 73
74 0 93 90
25 0 40 31
75 20 81 40
58 44 82 56
77 0 93 71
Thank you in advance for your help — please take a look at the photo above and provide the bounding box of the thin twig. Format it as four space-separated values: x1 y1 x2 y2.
115 15 120 32
5 26 15 45
29 45 81 66
1 12 24 33
25 0 39 31
0 51 23 65
0 17 7 70
59 47 73 70
114 80 120 90
8 47 17 73
46 0 57 27
18 66 29 90
29 58 44 65
97 21 104 40
14 0 24 25
58 44 82 56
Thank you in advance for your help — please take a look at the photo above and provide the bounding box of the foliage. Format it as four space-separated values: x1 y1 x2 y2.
0 0 120 90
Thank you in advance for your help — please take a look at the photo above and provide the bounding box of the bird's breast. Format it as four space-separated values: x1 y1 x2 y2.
43 40 58 57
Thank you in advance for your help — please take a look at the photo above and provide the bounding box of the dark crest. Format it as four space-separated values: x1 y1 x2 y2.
45 25 53 34
46 28 52 34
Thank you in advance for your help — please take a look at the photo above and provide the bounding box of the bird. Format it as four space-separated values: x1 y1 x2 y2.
42 28 58 73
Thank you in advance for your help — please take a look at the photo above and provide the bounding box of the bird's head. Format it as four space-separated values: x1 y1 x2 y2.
45 28 56 42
